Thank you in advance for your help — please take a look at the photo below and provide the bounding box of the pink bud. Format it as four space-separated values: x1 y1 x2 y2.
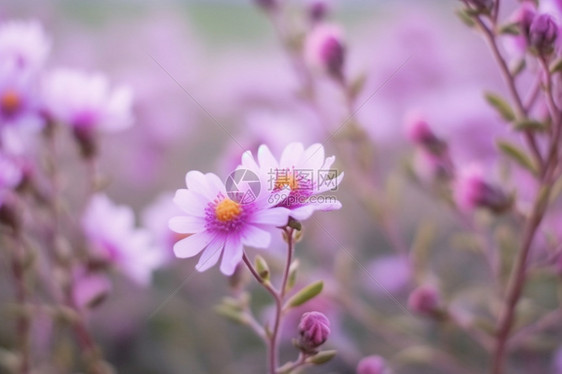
404 114 445 155
309 1 329 23
407 285 441 315
298 311 331 353
454 164 511 213
357 355 389 374
305 25 345 81
529 13 558 55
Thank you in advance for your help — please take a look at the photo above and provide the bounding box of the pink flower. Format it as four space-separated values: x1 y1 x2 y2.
169 171 290 276
0 62 43 126
357 355 390 374
42 68 133 133
142 192 184 261
240 143 343 221
0 20 50 72
305 24 345 79
82 194 164 285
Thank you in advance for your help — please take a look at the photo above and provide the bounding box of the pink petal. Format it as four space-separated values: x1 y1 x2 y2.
220 236 243 276
280 142 304 167
195 236 225 272
185 171 223 200
173 231 214 258
317 171 344 193
241 225 271 248
257 145 278 169
168 216 206 234
302 143 325 170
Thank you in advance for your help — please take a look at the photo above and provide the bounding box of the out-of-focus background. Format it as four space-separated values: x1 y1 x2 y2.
5 1 557 373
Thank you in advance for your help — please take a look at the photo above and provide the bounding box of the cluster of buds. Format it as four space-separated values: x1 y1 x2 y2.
514 3 559 57
296 311 331 354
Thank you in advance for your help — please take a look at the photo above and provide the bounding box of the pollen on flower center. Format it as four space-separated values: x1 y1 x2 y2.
1 90 21 115
215 198 242 222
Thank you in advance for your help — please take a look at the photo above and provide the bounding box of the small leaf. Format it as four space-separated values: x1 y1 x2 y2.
254 255 270 281
510 58 526 77
456 9 475 27
550 57 562 74
497 140 538 175
348 72 367 100
214 305 247 325
498 22 520 35
285 280 323 309
485 92 516 122
514 119 547 132
286 259 299 292
306 350 337 365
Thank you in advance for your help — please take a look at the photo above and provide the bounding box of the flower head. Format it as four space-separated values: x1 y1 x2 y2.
240 143 343 221
0 62 42 126
0 20 50 72
169 170 290 276
357 355 390 374
297 311 331 353
82 194 163 285
43 68 133 132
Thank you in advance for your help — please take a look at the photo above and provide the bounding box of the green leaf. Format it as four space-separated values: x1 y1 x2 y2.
285 259 299 293
254 255 270 281
214 305 247 325
348 72 367 100
456 9 475 27
285 280 323 309
306 350 337 365
497 140 538 175
550 57 562 74
510 58 526 77
514 119 547 132
485 92 516 122
498 22 520 35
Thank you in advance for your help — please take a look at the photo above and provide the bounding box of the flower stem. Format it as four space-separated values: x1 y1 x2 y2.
242 226 295 374
10 231 30 374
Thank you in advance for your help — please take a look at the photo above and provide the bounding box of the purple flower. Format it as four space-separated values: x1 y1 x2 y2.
0 62 42 127
42 68 133 133
357 355 390 374
72 267 111 311
297 311 331 353
0 20 50 72
169 170 290 276
454 164 511 213
407 284 441 316
529 13 559 54
82 194 164 285
240 143 343 221
305 24 345 80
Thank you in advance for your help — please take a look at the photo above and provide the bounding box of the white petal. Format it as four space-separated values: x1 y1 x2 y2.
257 145 278 169
168 216 206 234
220 236 243 276
288 205 316 221
173 231 214 258
280 143 304 168
241 225 271 248
302 143 325 170
250 207 290 226
195 236 224 272
173 189 207 217
317 171 344 193
185 171 222 200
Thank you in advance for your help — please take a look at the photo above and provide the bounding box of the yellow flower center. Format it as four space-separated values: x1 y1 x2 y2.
215 198 242 222
1 90 21 115
275 174 298 191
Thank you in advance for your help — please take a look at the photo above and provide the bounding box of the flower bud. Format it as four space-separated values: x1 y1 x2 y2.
407 285 441 316
357 355 390 374
305 25 345 81
454 164 511 213
72 124 98 159
405 115 446 156
297 311 330 353
514 3 536 38
309 1 328 23
529 14 558 55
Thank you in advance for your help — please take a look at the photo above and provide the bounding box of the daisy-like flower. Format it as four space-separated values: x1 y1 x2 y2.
82 194 163 285
240 143 343 221
42 68 133 133
169 171 290 276
0 62 42 126
0 20 50 72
